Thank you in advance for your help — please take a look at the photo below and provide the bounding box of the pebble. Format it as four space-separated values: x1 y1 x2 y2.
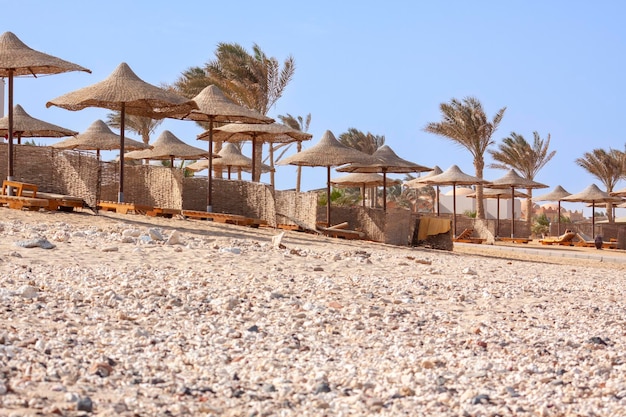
0 213 625 416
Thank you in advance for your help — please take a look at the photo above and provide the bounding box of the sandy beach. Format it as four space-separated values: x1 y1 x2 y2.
1 208 626 416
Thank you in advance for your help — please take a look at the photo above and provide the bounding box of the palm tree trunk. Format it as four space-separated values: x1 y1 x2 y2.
295 142 302 192
606 202 614 223
269 144 275 188
474 157 486 219
526 188 533 222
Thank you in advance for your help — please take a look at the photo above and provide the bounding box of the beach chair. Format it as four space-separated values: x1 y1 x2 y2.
539 231 576 246
453 228 485 244
574 232 617 249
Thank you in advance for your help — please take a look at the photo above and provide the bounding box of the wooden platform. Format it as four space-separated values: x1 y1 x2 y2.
37 192 85 212
182 210 266 227
97 201 154 215
0 195 49 211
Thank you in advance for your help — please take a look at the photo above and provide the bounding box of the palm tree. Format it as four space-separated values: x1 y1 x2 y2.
424 96 506 219
105 112 163 145
276 113 311 191
174 43 295 184
488 131 556 221
338 128 386 206
575 148 626 223
338 128 385 155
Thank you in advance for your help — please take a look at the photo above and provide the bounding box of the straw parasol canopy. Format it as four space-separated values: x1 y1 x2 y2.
185 142 271 178
278 130 377 226
0 31 90 181
125 130 212 167
0 104 77 144
562 184 622 236
413 164 489 237
46 62 198 202
533 185 572 235
203 122 312 183
487 169 548 238
610 186 626 197
331 172 401 208
467 188 529 237
336 145 431 211
404 166 443 215
52 119 149 158
185 85 273 211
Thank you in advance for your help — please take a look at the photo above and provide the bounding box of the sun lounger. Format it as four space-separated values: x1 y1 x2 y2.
574 232 617 249
37 192 86 212
497 237 532 244
539 231 576 246
181 210 266 227
0 194 49 211
453 228 485 244
317 225 364 240
98 201 153 215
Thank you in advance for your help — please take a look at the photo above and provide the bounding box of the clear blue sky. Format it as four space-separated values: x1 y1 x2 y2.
3 0 625 217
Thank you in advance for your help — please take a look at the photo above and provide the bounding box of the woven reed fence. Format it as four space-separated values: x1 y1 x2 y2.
0 143 425 246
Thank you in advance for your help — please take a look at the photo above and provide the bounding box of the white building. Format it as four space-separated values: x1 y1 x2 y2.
437 187 523 219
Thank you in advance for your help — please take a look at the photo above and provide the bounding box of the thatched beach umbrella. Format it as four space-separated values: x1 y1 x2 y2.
562 184 622 236
488 169 548 238
0 104 77 144
0 31 90 181
467 188 529 237
336 145 431 211
413 165 488 237
125 130 212 167
52 119 149 159
404 166 443 215
204 122 312 183
533 185 572 235
331 172 401 207
186 142 271 179
46 62 198 202
277 130 376 226
185 85 273 211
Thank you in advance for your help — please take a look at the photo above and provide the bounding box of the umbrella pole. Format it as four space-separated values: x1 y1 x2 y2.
436 186 440 216
592 202 595 237
118 103 126 203
383 170 387 212
453 185 457 237
251 136 257 182
207 118 214 212
497 196 500 237
510 187 515 238
326 165 331 226
361 185 365 207
557 201 561 235
227 166 231 180
7 70 14 187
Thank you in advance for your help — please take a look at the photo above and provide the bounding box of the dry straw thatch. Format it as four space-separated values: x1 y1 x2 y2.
0 104 77 140
52 120 149 155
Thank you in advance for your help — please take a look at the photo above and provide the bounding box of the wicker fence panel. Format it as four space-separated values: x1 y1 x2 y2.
275 190 318 230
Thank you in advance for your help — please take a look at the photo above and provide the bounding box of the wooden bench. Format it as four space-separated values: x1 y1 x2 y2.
2 180 38 197
97 201 154 215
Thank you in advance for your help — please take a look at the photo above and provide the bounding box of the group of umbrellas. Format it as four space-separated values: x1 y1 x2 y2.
2 31 623 235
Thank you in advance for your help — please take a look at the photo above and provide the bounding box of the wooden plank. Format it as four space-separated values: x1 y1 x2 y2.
2 180 38 197
182 210 264 226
